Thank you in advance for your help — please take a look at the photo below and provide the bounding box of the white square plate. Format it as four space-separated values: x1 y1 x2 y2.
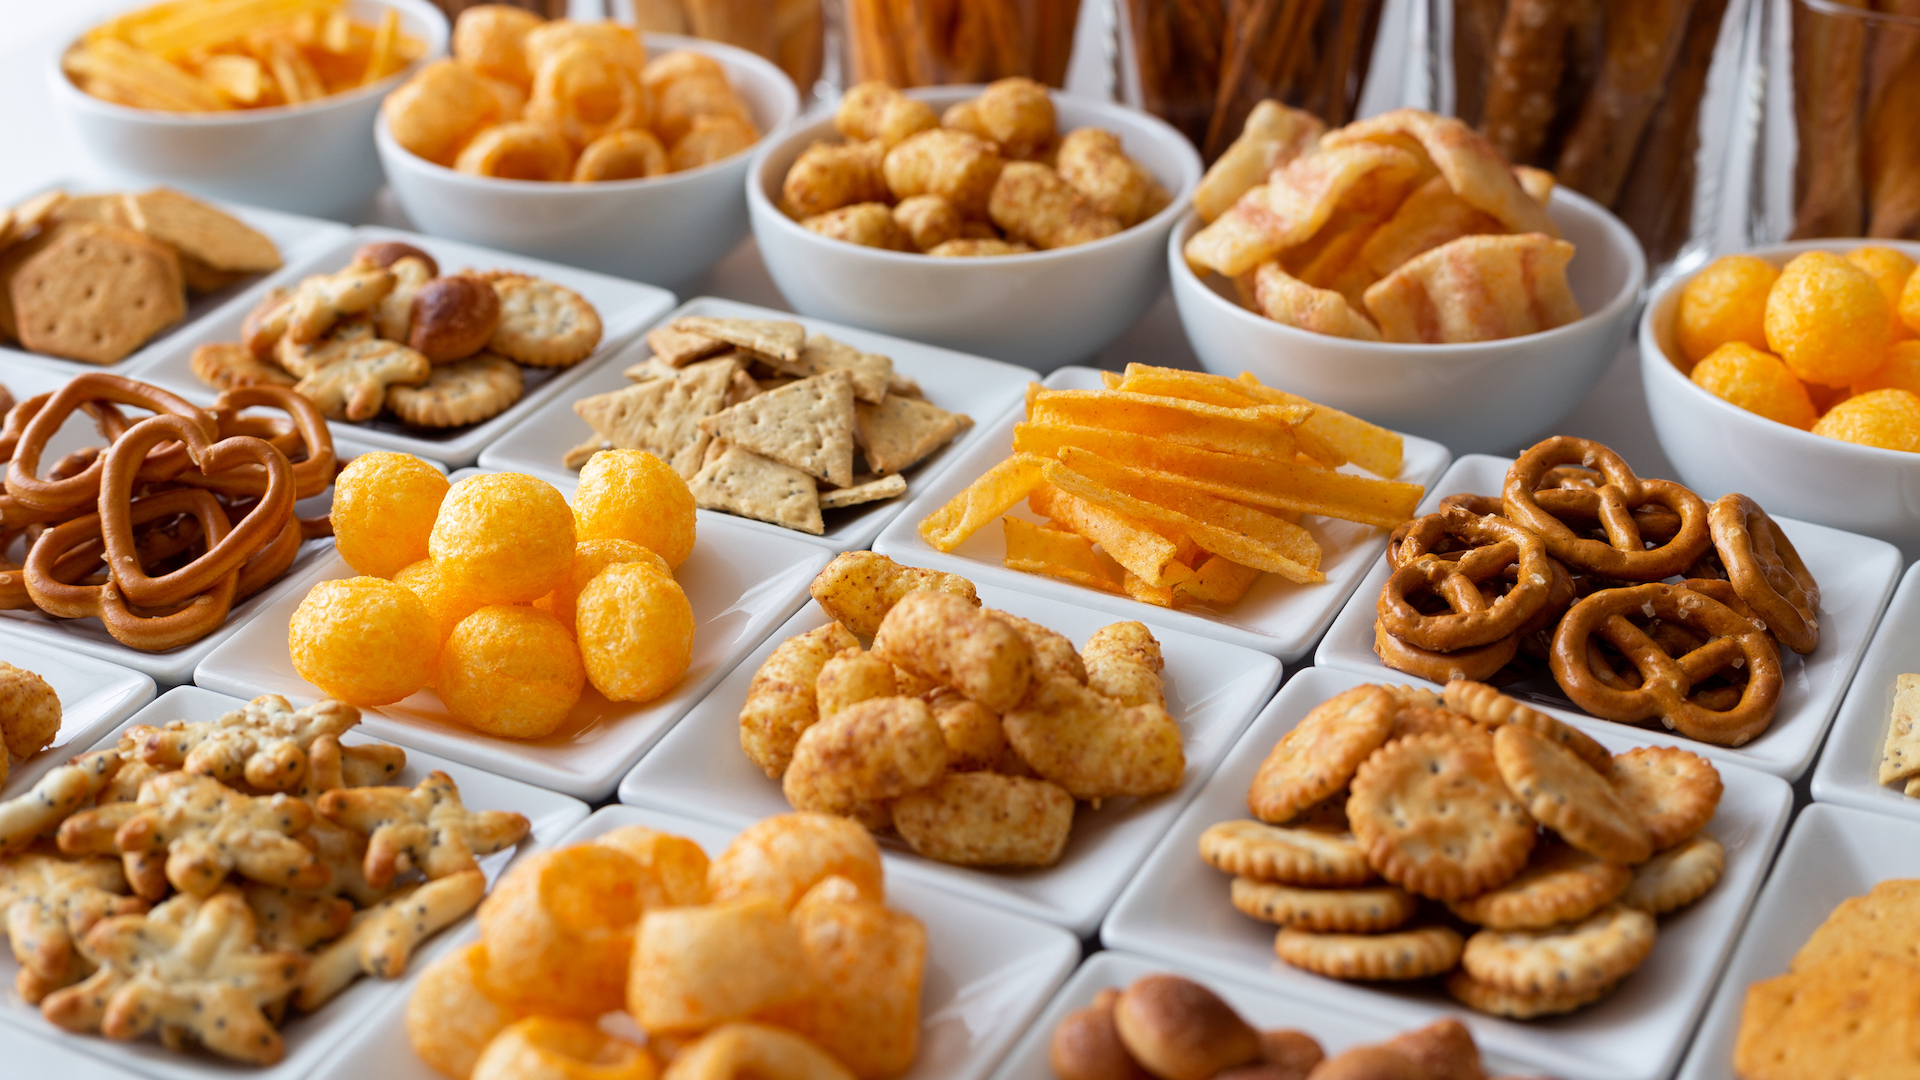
307 803 1083 1080
477 296 1038 552
0 684 589 1080
1811 560 1920 822
129 226 677 468
1312 453 1902 779
0 636 153 799
620 580 1282 936
0 1025 148 1080
0 182 350 377
195 467 833 800
1100 665 1794 1080
870 367 1453 662
1674 803 1920 1080
986 950 1538 1080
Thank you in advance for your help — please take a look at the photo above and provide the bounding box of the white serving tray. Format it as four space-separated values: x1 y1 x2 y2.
870 366 1452 662
478 296 1039 552
1313 453 1902 779
194 467 832 801
1812 559 1920 822
620 579 1282 936
307 803 1082 1080
0 685 589 1080
0 635 153 799
128 226 676 468
1100 665 1793 1080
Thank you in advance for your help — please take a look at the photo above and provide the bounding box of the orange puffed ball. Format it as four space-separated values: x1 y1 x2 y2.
392 558 484 645
1812 388 1920 452
1690 342 1818 430
1903 266 1920 337
438 606 585 738
430 472 574 604
1677 255 1779 366
1858 340 1920 399
547 539 670 630
330 453 448 579
1847 247 1917 341
572 449 696 569
575 561 693 703
1765 251 1893 387
289 577 439 706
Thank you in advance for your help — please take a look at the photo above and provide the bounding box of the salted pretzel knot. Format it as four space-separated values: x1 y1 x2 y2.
1709 494 1820 655
1502 437 1711 581
1374 618 1518 683
5 375 208 514
1378 506 1553 651
1549 582 1783 747
185 386 338 501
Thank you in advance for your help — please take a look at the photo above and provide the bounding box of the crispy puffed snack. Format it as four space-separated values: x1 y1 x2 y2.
760 879 927 1080
595 824 711 907
883 129 1004 217
1002 677 1185 800
784 140 889 218
663 1022 855 1080
408 942 527 1080
707 812 884 911
1363 233 1581 344
300 869 487 1010
0 854 143 1002
318 770 530 889
740 623 862 778
628 897 814 1034
891 772 1076 868
1677 254 1780 365
1766 251 1893 388
1192 101 1326 224
1186 142 1424 278
1080 621 1164 708
874 590 1033 713
477 846 644 1017
0 661 60 762
1056 128 1170 227
927 238 1035 257
290 577 440 708
126 695 359 793
783 696 948 819
815 649 899 719
386 60 504 166
804 203 911 251
985 610 1086 685
836 82 939 147
926 689 1008 772
811 552 980 638
471 1016 652 1080
110 772 328 897
1248 262 1384 341
892 194 961 252
989 162 1122 250
576 561 694 704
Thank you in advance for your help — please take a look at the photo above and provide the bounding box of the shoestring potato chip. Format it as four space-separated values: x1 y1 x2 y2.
64 0 425 113
383 8 761 183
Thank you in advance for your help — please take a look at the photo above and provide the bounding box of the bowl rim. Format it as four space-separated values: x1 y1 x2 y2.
375 32 801 195
47 0 448 126
1168 186 1648 358
745 82 1206 266
1639 236 1920 466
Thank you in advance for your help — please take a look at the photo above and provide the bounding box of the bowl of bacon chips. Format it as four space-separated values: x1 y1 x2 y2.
1169 105 1645 456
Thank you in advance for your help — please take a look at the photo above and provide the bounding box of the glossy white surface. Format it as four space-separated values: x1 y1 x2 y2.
377 34 799 290
748 86 1204 372
1811 559 1920 822
1102 666 1794 1080
0 637 153 798
1172 188 1647 457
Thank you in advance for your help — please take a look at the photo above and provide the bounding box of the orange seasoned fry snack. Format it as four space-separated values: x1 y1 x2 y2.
918 453 1047 552
1001 517 1124 594
1027 483 1195 588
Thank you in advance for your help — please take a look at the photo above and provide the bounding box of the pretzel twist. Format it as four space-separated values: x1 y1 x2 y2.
1503 437 1711 581
1709 494 1821 655
5 375 209 514
1378 506 1553 651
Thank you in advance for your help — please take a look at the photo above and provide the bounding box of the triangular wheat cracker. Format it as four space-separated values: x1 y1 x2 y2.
854 394 970 474
1883 673 1920 785
573 355 736 478
698 369 856 487
819 473 906 510
688 443 823 534
670 315 804 362
751 334 895 404
645 323 729 366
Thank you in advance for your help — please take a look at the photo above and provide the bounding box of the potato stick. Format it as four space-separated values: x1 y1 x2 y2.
362 8 398 84
1011 421 1420 527
259 32 324 103
917 452 1047 551
320 10 351 53
1233 371 1402 476
1027 389 1310 460
1028 484 1195 587
1116 363 1261 408
132 0 340 60
1100 370 1123 389
65 41 229 111
1123 571 1176 608
200 53 268 104
1056 448 1322 570
85 1 200 47
1002 517 1125 594
1175 554 1263 606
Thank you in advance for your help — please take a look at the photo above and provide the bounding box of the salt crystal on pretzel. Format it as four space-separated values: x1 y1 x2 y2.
1362 233 1580 345
1185 142 1425 279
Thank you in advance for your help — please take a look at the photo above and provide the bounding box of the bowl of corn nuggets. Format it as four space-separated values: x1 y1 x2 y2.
748 79 1203 370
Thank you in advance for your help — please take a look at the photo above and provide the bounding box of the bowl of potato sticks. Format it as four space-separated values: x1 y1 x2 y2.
1640 240 1920 560
375 9 797 290
1170 105 1645 457
50 0 446 219
748 79 1203 371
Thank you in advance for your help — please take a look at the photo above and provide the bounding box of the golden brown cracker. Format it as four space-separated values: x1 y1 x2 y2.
1494 724 1652 865
1793 879 1920 973
1734 950 1920 1080
1248 685 1395 824
1621 833 1724 916
1882 673 1920 785
671 315 804 361
1608 746 1722 850
1443 679 1613 773
1230 878 1417 933
386 354 525 428
1445 969 1619 1019
687 443 823 535
190 342 297 391
123 188 279 272
1198 820 1375 886
11 223 185 365
1460 904 1656 997
854 394 970 475
489 276 601 366
1347 729 1537 901
645 323 729 367
1449 842 1632 930
1274 925 1463 981
698 370 857 488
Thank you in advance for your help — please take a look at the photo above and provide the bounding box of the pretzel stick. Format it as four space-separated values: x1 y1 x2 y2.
980 0 1030 78
1866 0 1920 116
1867 52 1920 238
1788 0 1868 238
1316 0 1385 126
1481 0 1568 165
1555 0 1698 206
1452 0 1509 126
1034 0 1084 85
1613 0 1732 260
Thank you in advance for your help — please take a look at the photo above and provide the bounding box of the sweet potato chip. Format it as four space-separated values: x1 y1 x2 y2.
1249 262 1384 342
1184 142 1426 278
1175 555 1264 607
917 452 1046 552
1026 389 1309 460
1027 483 1195 588
1360 175 1507 279
1362 233 1582 344
1322 109 1559 238
1002 517 1125 594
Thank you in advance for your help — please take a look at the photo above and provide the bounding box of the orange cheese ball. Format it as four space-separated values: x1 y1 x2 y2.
1676 255 1779 366
1807 380 1854 416
1903 265 1920 338
430 472 575 604
1847 246 1918 342
1811 388 1920 452
438 606 585 738
575 561 693 703
330 452 449 579
1857 340 1920 399
289 577 439 706
392 558 484 645
572 449 695 568
547 538 670 630
1690 342 1818 430
1765 251 1894 387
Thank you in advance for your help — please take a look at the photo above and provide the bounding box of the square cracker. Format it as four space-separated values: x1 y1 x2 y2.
688 443 823 534
854 394 971 474
750 334 895 404
1793 879 1920 972
819 473 906 510
124 188 280 273
698 369 856 488
573 355 737 478
671 315 804 362
1882 673 1920 785
1734 950 1920 1080
645 323 729 367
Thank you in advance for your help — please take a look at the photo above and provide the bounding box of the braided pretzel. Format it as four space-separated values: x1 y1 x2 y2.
1549 582 1783 746
1503 437 1711 581
1709 494 1820 655
1374 619 1518 683
1378 506 1553 651
6 376 208 514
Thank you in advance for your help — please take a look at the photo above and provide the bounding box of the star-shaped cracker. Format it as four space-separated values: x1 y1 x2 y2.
317 771 528 889
0 750 123 856
296 868 486 1010
128 695 361 793
113 772 329 897
0 852 144 1002
240 882 351 952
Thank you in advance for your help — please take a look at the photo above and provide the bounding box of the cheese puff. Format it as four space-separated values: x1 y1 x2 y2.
926 689 1007 772
883 130 1004 218
783 141 889 219
740 623 861 778
527 42 651 150
456 122 574 181
289 577 438 707
1056 128 1170 227
574 449 696 568
594 825 710 907
525 20 647 77
576 562 694 703
653 73 753 146
835 82 937 147
439 606 584 737
328 451 449 579
393 558 485 646
627 898 813 1034
782 697 947 817
574 129 669 182
670 114 758 171
386 60 503 167
478 846 647 1017
942 100 989 138
407 943 527 1080
1904 266 1920 337
708 812 884 910
1847 246 1918 342
891 772 1075 867
989 162 1121 250
974 77 1056 160
550 539 670 629
431 472 574 604
453 5 545 89
891 194 960 252
803 203 911 251
1081 621 1166 709
471 1017 655 1080
1002 677 1185 799
1811 388 1920 451
660 1023 854 1080
873 590 1032 712
1690 342 1818 430
984 610 1086 684
477 76 528 123
640 50 725 96
760 884 927 1080
1765 251 1893 387
1676 255 1779 366
809 550 978 638
1857 341 1920 397
815 649 898 719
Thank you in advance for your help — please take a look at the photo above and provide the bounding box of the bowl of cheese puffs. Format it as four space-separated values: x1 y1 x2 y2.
376 9 798 289
748 79 1203 371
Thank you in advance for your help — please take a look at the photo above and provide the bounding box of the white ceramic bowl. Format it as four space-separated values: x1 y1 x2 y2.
378 35 798 290
48 0 446 220
1171 188 1646 456
1640 238 1920 561
747 86 1204 372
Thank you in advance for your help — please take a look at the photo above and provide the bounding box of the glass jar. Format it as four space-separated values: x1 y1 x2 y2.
841 0 1085 88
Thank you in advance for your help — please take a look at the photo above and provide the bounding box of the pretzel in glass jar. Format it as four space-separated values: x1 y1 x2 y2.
1377 505 1554 651
1503 437 1711 581
1708 494 1820 655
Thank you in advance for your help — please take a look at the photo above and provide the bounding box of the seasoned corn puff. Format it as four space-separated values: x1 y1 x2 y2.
782 696 947 816
1057 128 1171 227
1081 621 1166 709
927 689 1008 772
883 130 1004 218
891 773 1075 867
815 649 899 719
1002 677 1184 799
928 239 1034 257
804 203 912 251
836 81 938 147
989 162 1122 250
873 591 1033 713
784 140 889 218
809 551 979 638
738 622 860 778
973 77 1057 160
984 609 1086 684
892 194 961 252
